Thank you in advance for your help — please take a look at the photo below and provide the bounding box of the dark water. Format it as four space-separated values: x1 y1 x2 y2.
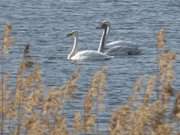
0 0 180 133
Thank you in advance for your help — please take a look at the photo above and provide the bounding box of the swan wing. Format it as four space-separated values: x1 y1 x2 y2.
105 46 141 56
106 40 134 47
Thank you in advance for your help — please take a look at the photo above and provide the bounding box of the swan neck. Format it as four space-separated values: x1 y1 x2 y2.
98 26 109 52
68 35 78 59
106 25 110 39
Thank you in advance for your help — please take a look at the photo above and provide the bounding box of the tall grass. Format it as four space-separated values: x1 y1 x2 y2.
109 28 179 135
0 24 13 135
0 25 179 135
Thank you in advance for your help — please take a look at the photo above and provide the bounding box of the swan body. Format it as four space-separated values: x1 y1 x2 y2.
67 31 112 61
97 20 141 56
106 40 141 55
105 45 141 56
69 50 112 61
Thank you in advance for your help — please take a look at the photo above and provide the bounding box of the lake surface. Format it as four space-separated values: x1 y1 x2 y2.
0 0 180 133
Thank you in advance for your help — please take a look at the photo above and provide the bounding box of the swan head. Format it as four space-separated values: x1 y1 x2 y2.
67 31 78 38
96 20 111 29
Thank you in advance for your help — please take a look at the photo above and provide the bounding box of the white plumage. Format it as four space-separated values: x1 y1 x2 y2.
69 50 112 61
67 31 112 61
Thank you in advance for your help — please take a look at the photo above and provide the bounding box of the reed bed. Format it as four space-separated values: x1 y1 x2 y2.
0 25 180 135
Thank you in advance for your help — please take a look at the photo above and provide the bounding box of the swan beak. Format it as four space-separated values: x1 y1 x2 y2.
67 32 73 37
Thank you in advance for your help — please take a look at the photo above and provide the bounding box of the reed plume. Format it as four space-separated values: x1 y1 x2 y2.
173 92 180 119
157 28 166 49
0 23 13 135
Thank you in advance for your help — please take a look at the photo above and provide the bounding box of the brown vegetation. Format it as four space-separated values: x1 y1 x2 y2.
0 25 179 135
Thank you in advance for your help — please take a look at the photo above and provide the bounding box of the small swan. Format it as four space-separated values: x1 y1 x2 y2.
67 31 113 61
96 20 141 56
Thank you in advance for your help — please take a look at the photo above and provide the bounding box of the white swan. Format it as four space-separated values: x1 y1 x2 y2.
67 31 113 61
96 20 141 56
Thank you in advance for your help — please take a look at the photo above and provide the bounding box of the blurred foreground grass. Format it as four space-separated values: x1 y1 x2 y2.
0 24 179 135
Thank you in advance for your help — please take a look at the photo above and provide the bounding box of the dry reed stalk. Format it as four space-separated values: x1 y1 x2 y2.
156 28 166 99
83 91 94 133
15 57 29 135
43 68 80 116
154 124 172 135
63 68 80 99
24 114 46 135
173 93 180 119
144 75 156 104
73 112 82 133
159 50 176 103
84 92 94 113
109 106 130 135
83 93 96 132
0 75 10 135
41 68 80 134
156 29 176 103
2 24 13 54
157 28 166 49
109 99 169 135
82 68 107 134
14 45 42 135
83 114 96 133
15 65 47 135
128 76 144 107
0 23 13 135
43 94 62 115
23 69 44 113
49 115 69 135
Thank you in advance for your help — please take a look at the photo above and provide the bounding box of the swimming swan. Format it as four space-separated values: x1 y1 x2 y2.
96 20 141 56
67 31 113 61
